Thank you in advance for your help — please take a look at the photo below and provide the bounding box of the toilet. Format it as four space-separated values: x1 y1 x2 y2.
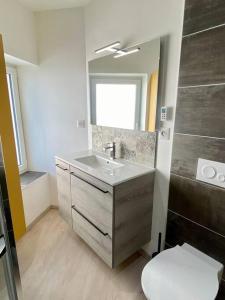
141 243 224 300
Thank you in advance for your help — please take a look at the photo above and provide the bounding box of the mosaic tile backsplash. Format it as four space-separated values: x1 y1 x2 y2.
92 125 156 167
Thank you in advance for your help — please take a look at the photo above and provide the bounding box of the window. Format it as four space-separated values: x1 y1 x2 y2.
96 83 137 129
90 75 142 130
6 66 27 173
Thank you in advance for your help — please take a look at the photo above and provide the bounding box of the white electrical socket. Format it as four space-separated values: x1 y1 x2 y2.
159 127 170 140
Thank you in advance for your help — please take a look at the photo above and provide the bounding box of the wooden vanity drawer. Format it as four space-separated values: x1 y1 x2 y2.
55 158 70 172
71 170 113 237
72 208 112 267
55 159 71 226
70 166 113 193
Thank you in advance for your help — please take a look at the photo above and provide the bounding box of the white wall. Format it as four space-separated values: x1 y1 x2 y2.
0 0 37 64
19 8 89 205
85 0 185 254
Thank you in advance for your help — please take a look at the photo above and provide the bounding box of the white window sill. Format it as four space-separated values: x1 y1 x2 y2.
20 171 47 190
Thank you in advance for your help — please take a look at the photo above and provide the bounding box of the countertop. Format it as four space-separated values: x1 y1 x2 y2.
55 150 155 186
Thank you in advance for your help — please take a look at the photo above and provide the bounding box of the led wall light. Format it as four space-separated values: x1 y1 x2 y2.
95 42 121 54
95 42 141 58
114 48 140 58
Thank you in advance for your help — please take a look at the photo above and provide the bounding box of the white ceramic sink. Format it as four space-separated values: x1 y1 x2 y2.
56 150 154 185
75 155 124 171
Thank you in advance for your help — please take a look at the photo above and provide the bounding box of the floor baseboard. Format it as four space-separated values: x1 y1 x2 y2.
139 249 151 261
26 206 52 231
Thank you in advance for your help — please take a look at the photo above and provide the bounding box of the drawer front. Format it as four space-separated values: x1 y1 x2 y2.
71 172 113 237
72 208 112 267
70 166 113 193
55 158 70 172
56 162 72 226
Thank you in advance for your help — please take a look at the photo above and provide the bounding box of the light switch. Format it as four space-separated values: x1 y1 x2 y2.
196 158 225 188
77 120 85 128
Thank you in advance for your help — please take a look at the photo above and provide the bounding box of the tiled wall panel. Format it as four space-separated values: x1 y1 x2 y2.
175 85 225 137
166 0 225 293
183 0 225 36
171 134 225 179
180 26 225 87
169 174 225 236
92 125 156 167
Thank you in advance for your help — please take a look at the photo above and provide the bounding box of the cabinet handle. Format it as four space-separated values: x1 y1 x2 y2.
70 172 109 194
72 206 109 237
56 164 68 171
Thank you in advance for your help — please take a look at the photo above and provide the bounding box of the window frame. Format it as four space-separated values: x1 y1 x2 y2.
89 74 143 130
6 66 27 174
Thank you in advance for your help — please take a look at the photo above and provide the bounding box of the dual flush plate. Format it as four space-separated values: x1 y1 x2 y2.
196 158 225 188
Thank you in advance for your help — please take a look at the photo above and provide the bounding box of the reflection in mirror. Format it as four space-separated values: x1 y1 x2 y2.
88 38 160 132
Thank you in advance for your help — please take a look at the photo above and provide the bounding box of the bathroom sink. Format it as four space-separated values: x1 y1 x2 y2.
75 155 124 171
56 150 155 185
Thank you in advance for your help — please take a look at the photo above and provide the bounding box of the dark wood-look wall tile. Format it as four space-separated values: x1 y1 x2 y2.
166 211 225 278
175 85 225 137
171 134 225 179
217 280 225 300
168 0 225 288
183 0 225 36
169 174 225 236
179 25 225 87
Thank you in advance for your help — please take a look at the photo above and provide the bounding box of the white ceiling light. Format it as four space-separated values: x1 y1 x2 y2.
95 42 121 54
114 48 140 58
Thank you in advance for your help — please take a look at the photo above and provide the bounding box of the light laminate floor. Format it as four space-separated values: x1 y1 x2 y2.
17 209 148 300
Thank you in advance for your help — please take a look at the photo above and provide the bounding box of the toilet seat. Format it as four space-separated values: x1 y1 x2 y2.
141 244 223 300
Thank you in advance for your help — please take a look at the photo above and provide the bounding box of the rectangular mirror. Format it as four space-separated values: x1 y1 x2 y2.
88 38 160 132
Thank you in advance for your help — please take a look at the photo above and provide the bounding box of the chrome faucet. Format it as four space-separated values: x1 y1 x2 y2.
103 142 116 160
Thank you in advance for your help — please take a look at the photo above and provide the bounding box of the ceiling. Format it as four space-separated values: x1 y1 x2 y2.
18 0 92 11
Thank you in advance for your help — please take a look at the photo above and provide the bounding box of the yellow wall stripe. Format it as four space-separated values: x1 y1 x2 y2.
0 35 26 240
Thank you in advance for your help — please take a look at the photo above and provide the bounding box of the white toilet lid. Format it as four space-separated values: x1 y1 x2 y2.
141 246 220 300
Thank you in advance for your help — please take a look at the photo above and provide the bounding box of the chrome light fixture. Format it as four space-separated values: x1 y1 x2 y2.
95 42 121 54
114 47 140 58
95 42 140 58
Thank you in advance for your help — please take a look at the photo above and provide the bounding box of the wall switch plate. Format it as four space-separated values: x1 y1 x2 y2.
160 106 168 121
159 127 170 140
160 106 173 122
77 120 85 128
196 158 225 188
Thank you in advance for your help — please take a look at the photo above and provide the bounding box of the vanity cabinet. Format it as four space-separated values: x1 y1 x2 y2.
70 165 154 268
55 157 154 268
55 159 72 226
